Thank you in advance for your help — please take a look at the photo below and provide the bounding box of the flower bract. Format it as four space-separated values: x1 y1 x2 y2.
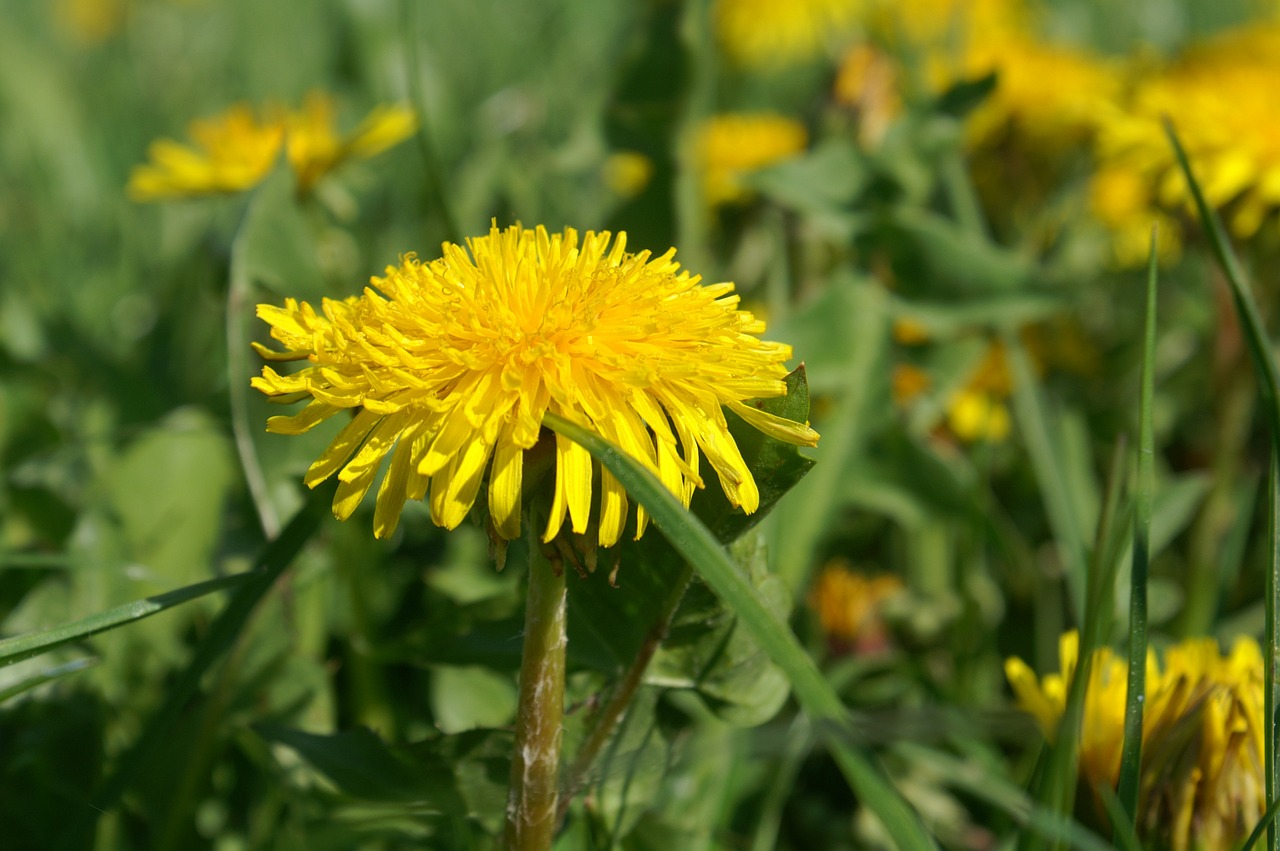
252 224 818 545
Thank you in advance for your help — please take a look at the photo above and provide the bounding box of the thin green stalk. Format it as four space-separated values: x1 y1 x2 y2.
559 563 695 823
228 194 281 540
1166 120 1280 849
542 412 937 851
505 530 568 851
1117 227 1158 820
401 0 462 245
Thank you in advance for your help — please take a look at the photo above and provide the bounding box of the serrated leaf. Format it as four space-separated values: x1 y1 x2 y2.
647 533 792 726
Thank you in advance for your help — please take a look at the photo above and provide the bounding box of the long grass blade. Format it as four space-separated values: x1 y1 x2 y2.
1117 226 1158 819
542 411 938 851
1165 119 1280 850
57 485 330 848
1269 450 1280 851
0 573 253 667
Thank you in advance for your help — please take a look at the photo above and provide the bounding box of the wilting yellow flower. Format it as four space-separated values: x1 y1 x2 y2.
715 0 863 67
834 42 901 147
695 113 808 206
128 104 285 201
1006 632 1265 851
809 562 902 652
252 224 818 544
128 94 416 202
1094 23 1280 240
285 92 417 194
601 151 653 199
891 364 931 406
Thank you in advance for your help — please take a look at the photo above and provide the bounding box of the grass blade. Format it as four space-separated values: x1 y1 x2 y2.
0 657 98 704
542 411 938 851
1165 119 1280 850
1117 227 1158 819
0 573 254 667
1269 449 1280 851
58 485 330 847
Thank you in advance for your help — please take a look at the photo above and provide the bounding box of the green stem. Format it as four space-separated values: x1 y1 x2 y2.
559 563 695 823
505 533 568 851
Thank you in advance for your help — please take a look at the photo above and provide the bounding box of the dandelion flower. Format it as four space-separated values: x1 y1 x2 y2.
695 113 808 207
252 224 818 545
714 0 863 68
1007 632 1265 851
945 342 1013 443
128 94 416 201
1094 23 1280 240
127 104 285 201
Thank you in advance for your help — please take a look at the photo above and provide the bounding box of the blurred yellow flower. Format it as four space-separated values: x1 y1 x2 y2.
54 0 126 44
1007 632 1265 851
601 151 654 199
891 363 932 406
1088 166 1182 267
252 224 818 544
695 113 808 206
1094 23 1280 240
128 94 416 202
128 104 285 201
963 36 1117 148
714 0 863 67
944 342 1013 443
945 389 1010 443
809 562 902 652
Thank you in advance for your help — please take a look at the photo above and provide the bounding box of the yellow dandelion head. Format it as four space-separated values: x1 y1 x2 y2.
808 562 903 650
129 94 416 202
1007 632 1266 851
695 113 808 207
127 103 285 202
714 0 864 67
252 224 819 546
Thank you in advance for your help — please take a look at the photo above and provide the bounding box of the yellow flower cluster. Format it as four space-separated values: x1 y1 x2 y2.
253 224 818 544
1007 632 1265 851
1093 24 1280 250
128 92 416 202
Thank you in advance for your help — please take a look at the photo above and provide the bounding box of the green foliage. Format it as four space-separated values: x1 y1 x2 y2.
4 0 1280 849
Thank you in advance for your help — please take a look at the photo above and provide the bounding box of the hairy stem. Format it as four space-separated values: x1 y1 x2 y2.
505 535 568 851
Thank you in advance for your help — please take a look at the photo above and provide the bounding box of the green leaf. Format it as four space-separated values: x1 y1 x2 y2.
430 665 518 734
542 411 937 851
933 72 998 118
103 407 236 586
689 364 815 543
878 207 1032 295
0 657 97 703
0 572 253 668
255 724 464 806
